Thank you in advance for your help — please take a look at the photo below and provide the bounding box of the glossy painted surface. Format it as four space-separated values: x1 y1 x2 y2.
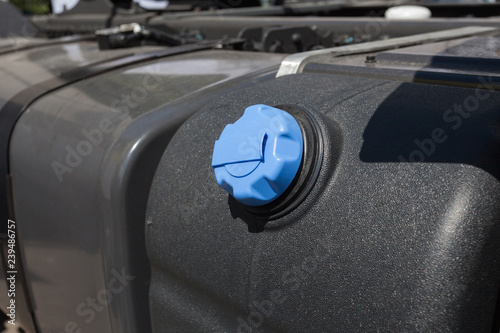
0 39 163 109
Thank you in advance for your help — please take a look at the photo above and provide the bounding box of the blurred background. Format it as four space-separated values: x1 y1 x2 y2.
6 0 50 14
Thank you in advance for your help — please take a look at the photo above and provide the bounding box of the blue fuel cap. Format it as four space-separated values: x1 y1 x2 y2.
212 105 303 206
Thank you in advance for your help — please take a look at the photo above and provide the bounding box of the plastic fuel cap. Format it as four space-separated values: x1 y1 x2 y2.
212 104 303 206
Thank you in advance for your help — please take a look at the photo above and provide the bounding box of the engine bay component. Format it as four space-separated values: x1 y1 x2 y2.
95 22 201 49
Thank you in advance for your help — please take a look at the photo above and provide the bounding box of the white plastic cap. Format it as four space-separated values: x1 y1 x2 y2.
385 5 432 20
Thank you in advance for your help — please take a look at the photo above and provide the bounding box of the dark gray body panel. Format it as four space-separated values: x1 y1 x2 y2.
146 55 500 332
0 40 163 109
9 49 284 332
4 18 500 333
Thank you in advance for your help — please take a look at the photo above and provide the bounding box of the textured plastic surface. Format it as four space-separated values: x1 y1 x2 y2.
212 105 303 206
146 70 500 332
8 49 285 333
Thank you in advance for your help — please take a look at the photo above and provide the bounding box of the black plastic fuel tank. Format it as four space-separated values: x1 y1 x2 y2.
7 46 286 332
146 36 500 332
